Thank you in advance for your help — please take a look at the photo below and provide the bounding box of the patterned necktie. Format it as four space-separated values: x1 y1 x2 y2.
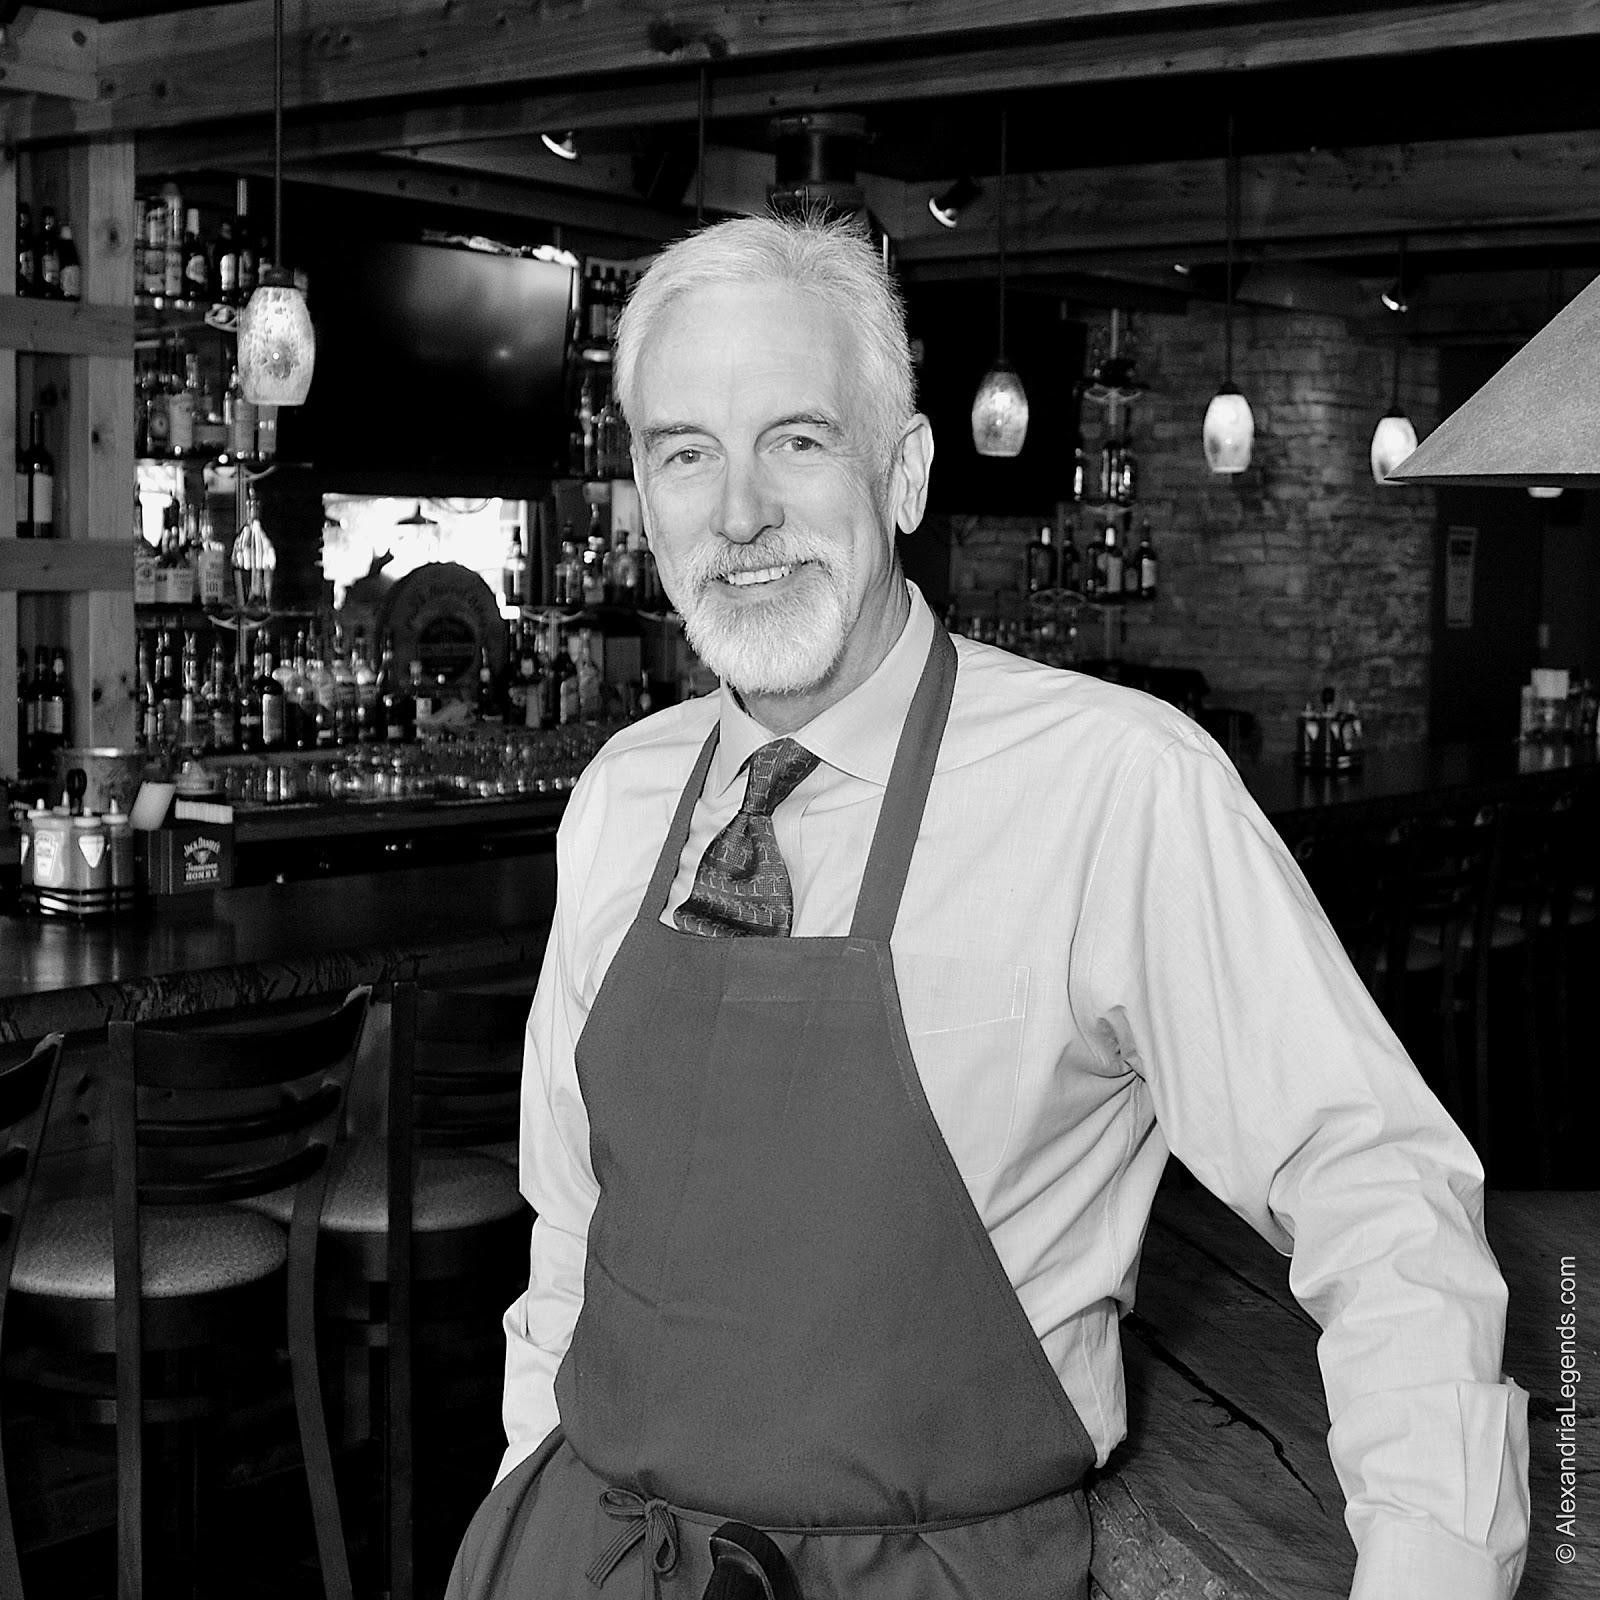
674 737 821 938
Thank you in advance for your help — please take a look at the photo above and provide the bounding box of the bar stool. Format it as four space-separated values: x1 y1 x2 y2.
0 1034 65 1600
7 990 369 1600
253 972 532 1600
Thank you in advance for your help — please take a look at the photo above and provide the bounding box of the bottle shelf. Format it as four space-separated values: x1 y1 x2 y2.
0 295 136 358
0 540 131 593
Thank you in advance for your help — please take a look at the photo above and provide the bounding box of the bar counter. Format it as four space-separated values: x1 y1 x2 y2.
0 853 555 1041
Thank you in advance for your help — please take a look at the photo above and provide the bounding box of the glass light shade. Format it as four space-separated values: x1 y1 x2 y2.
1528 485 1564 500
1370 409 1419 484
237 274 316 406
971 358 1029 457
1203 383 1254 473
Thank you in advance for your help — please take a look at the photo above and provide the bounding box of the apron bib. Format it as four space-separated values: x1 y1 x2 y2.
449 624 1096 1600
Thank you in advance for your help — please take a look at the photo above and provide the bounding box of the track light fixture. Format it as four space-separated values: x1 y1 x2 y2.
541 131 580 162
927 176 982 229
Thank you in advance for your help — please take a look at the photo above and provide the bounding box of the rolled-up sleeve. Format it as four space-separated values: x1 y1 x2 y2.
1081 732 1530 1599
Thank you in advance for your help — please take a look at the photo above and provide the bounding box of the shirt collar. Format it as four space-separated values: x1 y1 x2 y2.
708 581 937 795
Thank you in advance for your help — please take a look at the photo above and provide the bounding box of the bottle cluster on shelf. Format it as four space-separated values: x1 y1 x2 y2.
135 178 269 311
14 645 72 784
567 257 639 480
1295 687 1366 773
491 616 652 732
136 336 278 464
1024 516 1159 605
138 621 401 760
134 479 275 616
14 201 82 301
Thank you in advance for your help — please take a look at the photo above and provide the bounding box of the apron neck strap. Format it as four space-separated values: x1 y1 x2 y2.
849 622 958 944
645 723 721 920
642 621 958 940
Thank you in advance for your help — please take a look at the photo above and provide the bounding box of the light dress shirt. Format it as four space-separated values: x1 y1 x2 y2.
504 581 1529 1600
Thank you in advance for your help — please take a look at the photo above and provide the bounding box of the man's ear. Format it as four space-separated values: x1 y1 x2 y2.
889 414 935 536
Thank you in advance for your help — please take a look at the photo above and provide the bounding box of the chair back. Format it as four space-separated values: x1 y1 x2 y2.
110 987 370 1223
0 1033 64 1600
398 980 530 1153
1292 817 1408 1007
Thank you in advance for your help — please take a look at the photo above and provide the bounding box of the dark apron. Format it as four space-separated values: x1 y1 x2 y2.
448 623 1096 1600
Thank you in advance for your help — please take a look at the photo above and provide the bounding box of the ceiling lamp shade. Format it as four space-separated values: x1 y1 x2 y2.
1389 269 1600 486
1205 114 1252 473
972 358 1030 457
1370 408 1419 483
237 268 315 405
1203 384 1254 474
971 107 1027 457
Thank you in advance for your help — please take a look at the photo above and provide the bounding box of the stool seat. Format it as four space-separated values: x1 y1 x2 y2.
14 1197 286 1300
251 1141 524 1234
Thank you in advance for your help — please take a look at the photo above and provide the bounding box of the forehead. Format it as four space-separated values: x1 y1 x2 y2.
633 279 860 423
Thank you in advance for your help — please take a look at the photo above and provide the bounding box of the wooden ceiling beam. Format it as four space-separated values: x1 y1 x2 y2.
0 7 100 100
895 130 1600 264
21 0 1600 151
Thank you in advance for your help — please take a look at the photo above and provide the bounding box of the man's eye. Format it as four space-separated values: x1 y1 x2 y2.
666 446 703 466
781 434 822 453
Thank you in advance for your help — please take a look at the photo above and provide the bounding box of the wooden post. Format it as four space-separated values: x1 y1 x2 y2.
67 137 137 751
1 151 18 781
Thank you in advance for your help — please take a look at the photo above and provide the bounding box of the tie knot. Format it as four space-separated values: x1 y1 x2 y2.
740 737 819 818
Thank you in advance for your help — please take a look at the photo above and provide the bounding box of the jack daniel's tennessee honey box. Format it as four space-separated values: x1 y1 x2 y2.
132 784 235 894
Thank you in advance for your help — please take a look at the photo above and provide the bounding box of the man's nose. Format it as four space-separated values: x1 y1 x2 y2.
715 456 782 545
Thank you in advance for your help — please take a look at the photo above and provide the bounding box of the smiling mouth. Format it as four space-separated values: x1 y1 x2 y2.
718 563 796 588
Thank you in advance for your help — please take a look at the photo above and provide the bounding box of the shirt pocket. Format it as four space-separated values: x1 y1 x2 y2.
896 955 1030 1179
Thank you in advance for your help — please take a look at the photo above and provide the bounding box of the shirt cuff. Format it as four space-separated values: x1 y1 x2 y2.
1350 1516 1520 1600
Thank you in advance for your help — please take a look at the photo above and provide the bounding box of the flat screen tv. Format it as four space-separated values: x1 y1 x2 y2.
275 239 575 480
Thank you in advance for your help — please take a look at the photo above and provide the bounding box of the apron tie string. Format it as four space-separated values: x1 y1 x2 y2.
586 1488 681 1599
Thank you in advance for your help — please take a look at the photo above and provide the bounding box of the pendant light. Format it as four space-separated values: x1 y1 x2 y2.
971 107 1028 458
1371 240 1418 483
236 0 316 407
1203 114 1253 473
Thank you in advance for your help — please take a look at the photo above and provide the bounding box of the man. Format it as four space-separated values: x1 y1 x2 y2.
448 214 1528 1600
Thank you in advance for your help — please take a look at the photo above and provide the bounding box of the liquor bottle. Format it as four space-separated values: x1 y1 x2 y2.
633 531 660 610
36 207 61 298
32 648 69 777
57 223 81 301
258 636 286 751
182 207 209 301
210 652 238 754
197 502 229 610
554 529 583 606
226 358 258 461
378 636 412 742
154 629 182 754
136 638 155 753
140 197 167 299
161 183 184 300
145 347 171 456
235 642 264 753
502 522 529 610
291 629 317 751
475 644 498 721
582 506 607 606
1121 525 1140 601
537 624 563 729
1136 520 1158 601
16 201 35 298
410 659 434 724
255 402 278 462
167 347 198 456
18 409 54 539
1058 516 1080 594
1101 521 1123 601
235 180 258 303
1069 437 1089 504
330 626 357 746
308 633 337 748
1025 526 1057 595
22 647 47 779
178 631 206 755
636 669 654 719
213 215 238 306
1117 423 1139 505
556 635 580 726
351 628 378 743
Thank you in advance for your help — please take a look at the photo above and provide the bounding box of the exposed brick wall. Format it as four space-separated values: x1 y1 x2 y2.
945 302 1440 760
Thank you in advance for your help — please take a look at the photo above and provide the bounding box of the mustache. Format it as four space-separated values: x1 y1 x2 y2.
684 533 836 589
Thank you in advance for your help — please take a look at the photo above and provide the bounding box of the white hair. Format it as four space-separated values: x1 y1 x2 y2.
613 212 916 472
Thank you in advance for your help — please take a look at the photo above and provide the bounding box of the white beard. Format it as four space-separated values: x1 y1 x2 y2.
672 537 854 697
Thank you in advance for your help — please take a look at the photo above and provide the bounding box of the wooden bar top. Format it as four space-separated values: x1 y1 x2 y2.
0 853 555 1041
1093 1181 1597 1598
